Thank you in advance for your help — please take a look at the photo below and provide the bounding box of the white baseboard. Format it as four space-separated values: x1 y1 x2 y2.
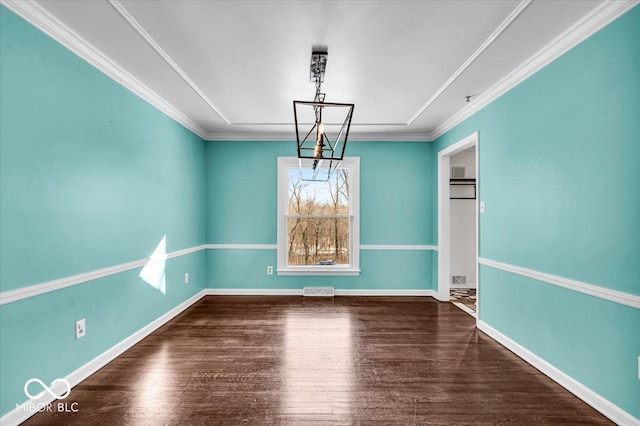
205 288 437 297
0 290 207 426
477 320 638 425
0 287 435 424
205 288 302 296
335 289 436 297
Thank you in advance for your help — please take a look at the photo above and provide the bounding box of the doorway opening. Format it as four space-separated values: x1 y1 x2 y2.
437 132 479 321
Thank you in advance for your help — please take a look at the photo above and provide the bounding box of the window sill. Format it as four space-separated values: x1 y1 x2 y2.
277 268 361 276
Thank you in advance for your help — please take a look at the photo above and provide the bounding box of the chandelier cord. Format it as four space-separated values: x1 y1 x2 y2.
314 74 321 101
313 67 322 122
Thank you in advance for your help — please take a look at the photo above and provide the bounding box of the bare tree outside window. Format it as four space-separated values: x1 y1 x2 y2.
287 168 350 266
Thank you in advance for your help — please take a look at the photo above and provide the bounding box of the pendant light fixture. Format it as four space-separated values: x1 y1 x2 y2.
293 47 354 181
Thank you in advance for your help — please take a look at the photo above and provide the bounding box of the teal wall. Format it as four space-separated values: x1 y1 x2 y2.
207 249 433 290
0 5 207 416
2 0 639 421
205 141 435 289
434 6 640 417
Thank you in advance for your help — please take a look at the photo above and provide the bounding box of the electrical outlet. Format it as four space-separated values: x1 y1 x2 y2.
266 266 273 275
75 319 85 340
184 273 189 284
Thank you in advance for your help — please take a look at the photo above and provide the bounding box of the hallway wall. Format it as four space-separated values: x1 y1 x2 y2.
433 5 640 418
449 148 477 286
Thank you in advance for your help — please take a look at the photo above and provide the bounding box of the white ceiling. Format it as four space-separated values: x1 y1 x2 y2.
8 0 628 140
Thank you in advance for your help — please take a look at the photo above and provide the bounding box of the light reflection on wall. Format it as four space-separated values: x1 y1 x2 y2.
282 309 353 422
139 235 167 294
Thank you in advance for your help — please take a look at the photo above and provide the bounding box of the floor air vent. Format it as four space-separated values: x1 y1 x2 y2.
303 287 335 297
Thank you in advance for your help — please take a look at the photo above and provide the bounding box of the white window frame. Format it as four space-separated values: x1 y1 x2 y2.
277 157 360 276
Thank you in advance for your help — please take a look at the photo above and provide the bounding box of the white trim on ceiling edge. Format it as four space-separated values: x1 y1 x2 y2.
408 0 532 125
479 257 640 310
203 132 432 142
2 0 637 143
0 0 429 142
108 0 231 125
0 0 210 140
478 320 638 426
427 0 639 141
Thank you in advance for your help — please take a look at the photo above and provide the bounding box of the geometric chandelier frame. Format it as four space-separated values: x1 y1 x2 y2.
293 48 354 181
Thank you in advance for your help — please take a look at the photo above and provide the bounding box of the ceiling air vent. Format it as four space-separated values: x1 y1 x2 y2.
451 166 466 179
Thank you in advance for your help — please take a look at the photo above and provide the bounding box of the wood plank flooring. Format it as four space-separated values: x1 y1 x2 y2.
23 296 610 425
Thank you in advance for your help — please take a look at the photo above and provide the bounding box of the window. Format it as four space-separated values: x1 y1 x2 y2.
277 157 360 275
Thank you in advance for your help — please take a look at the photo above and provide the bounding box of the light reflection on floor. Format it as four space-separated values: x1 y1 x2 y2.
129 342 174 420
282 307 353 422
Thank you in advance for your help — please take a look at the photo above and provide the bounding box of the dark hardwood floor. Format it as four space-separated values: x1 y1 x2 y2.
24 296 610 425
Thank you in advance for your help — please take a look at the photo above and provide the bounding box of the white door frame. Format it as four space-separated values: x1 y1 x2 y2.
437 132 479 322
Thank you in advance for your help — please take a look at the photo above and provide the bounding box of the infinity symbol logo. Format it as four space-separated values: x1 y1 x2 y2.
24 378 71 400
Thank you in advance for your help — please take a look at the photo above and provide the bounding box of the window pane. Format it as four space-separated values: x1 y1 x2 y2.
287 218 350 266
288 168 349 215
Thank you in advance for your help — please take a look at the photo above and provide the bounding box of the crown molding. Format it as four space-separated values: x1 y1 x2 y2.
203 131 431 142
0 0 210 140
2 0 637 143
203 132 296 142
108 0 230 125
428 0 639 141
408 0 532 125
